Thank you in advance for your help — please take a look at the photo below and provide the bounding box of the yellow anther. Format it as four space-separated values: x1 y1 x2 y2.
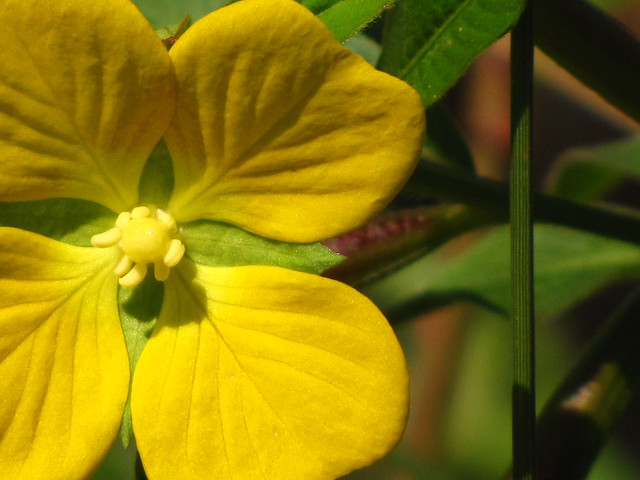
154 261 170 282
120 263 148 288
116 211 132 229
156 208 177 230
131 206 151 219
164 239 186 267
113 255 133 277
91 205 186 287
91 227 122 248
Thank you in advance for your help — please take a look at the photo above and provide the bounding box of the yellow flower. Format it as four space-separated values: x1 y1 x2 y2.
0 0 425 478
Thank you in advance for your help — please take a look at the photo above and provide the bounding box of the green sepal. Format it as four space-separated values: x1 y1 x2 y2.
182 219 344 274
118 276 163 447
345 33 382 66
133 0 230 28
0 198 114 246
138 140 174 207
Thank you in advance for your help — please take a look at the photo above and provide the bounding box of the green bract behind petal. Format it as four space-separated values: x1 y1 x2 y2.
0 0 175 213
0 228 128 480
182 219 343 274
132 262 408 480
165 0 425 243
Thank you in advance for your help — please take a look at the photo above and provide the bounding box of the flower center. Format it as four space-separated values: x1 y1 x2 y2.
121 217 170 263
91 206 185 287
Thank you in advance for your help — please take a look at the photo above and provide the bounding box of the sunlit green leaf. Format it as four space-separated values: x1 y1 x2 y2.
299 0 338 13
317 0 394 42
367 224 640 320
546 136 640 202
378 0 526 107
182 220 343 274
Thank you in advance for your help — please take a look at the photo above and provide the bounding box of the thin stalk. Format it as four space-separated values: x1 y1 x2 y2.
406 161 640 246
534 0 640 123
510 3 535 480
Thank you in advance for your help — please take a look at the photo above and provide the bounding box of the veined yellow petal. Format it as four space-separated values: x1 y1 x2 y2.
0 228 129 480
165 0 425 242
0 0 175 212
132 262 408 480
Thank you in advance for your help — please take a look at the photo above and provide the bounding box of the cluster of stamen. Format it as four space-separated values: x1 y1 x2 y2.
91 206 185 288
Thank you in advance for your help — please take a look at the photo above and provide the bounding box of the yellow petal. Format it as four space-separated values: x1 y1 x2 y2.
165 0 425 242
132 262 408 480
0 0 175 212
0 228 129 479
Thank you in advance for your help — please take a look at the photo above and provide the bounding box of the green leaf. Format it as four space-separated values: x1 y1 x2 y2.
0 198 114 246
367 224 640 320
118 276 163 447
317 0 394 42
378 0 526 107
299 0 338 13
546 136 640 202
182 220 343 274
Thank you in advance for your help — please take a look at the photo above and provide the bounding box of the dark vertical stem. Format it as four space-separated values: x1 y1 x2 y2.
510 3 535 480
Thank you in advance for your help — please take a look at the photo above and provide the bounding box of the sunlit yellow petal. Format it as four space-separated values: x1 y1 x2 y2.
0 228 128 480
0 0 175 212
165 0 425 242
133 262 408 480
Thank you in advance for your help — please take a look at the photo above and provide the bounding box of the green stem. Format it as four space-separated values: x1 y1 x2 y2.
406 161 640 245
510 3 535 480
534 0 640 123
